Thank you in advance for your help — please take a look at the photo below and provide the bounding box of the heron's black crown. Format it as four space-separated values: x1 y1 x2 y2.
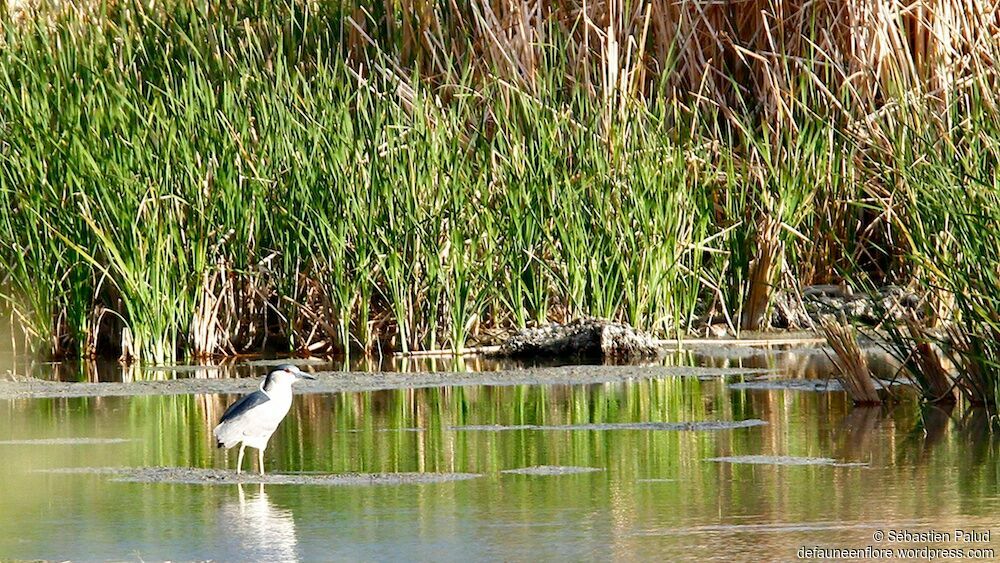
262 364 299 392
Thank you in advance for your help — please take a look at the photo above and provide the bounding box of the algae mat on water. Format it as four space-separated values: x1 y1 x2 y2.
449 420 768 431
37 467 483 485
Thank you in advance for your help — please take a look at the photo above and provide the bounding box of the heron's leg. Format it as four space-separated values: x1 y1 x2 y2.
236 443 246 475
258 448 265 475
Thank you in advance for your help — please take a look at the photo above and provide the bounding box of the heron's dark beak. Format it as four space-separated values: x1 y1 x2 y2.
298 373 316 380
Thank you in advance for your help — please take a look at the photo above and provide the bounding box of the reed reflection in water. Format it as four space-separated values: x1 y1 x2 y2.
0 364 998 560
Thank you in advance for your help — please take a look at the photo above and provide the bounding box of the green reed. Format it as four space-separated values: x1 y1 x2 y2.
0 2 704 360
0 0 996 369
854 89 1000 410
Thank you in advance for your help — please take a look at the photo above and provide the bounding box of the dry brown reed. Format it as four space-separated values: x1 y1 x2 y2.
821 317 882 405
946 324 997 406
346 1 1000 125
740 214 783 330
904 318 956 403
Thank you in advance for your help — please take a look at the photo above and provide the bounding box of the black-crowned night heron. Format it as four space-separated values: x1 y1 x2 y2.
214 364 315 474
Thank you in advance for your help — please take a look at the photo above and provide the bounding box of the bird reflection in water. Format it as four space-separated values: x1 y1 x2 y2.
216 483 299 562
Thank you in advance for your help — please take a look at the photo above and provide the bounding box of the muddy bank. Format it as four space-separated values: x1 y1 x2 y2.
37 467 483 485
497 318 663 361
0 365 770 400
771 285 921 329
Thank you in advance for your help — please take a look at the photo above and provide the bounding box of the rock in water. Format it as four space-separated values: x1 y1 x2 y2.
496 318 663 361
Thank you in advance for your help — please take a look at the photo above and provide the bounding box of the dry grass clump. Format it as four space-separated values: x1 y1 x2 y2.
821 317 882 405
903 319 955 403
946 326 997 407
740 215 783 331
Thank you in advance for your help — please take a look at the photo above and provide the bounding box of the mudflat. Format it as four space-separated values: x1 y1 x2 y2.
0 365 771 399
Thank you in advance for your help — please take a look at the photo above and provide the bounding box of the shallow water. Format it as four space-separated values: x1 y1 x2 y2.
2 345 999 561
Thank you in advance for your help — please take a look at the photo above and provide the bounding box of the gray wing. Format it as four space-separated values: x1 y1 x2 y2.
219 390 270 424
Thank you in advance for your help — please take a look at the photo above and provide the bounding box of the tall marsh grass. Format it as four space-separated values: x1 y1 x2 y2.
0 0 997 402
0 0 724 360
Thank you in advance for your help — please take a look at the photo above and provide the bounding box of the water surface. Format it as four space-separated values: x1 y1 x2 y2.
2 347 998 560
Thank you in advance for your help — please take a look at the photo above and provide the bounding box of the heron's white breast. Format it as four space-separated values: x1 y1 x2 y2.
238 390 293 448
